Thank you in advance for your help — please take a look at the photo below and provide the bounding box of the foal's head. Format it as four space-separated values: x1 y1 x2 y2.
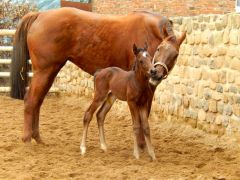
149 32 186 86
132 43 155 79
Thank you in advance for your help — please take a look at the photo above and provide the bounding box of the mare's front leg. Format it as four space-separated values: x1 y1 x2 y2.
23 65 62 143
80 95 106 155
96 93 116 152
128 101 141 159
139 106 156 160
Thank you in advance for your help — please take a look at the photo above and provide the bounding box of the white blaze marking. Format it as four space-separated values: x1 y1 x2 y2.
142 51 147 57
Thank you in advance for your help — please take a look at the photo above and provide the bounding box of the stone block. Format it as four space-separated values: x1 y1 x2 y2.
208 56 224 69
222 15 228 28
230 57 240 71
214 45 226 56
210 82 217 90
202 68 209 80
229 29 239 45
227 47 238 57
208 23 215 31
206 112 215 123
223 104 232 116
236 76 240 86
204 89 212 100
198 109 206 121
217 102 224 114
219 70 227 84
212 91 223 101
192 68 202 80
211 71 220 83
223 28 230 44
187 35 194 45
213 31 223 45
215 22 224 31
203 15 210 22
183 96 190 108
209 99 217 113
233 95 240 104
216 84 223 93
200 23 207 31
201 30 210 44
229 85 238 94
202 45 212 57
233 104 240 116
193 22 199 30
215 115 222 125
194 32 201 44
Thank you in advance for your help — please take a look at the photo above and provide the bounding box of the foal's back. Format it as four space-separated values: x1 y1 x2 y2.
95 67 133 101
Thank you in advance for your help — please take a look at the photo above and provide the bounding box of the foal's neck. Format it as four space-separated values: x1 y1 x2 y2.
133 64 149 87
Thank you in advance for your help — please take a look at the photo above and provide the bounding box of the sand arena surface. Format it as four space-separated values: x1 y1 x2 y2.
0 95 240 179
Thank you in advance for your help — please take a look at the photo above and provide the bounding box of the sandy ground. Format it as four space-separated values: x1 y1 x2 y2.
0 95 240 180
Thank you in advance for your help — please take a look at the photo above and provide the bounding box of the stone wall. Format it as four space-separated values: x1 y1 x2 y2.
55 13 240 140
91 0 235 16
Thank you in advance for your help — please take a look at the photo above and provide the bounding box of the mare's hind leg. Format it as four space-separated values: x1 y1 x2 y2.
23 65 62 143
96 93 116 152
80 93 107 155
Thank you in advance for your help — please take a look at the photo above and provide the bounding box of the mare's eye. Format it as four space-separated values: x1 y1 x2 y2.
140 60 143 64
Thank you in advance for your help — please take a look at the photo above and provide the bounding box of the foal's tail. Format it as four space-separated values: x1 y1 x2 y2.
10 12 40 99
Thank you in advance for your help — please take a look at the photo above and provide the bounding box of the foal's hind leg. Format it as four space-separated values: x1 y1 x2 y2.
80 94 107 155
96 93 116 152
128 101 141 159
23 65 62 143
139 106 156 160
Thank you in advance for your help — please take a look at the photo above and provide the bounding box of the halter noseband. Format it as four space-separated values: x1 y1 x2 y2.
153 62 169 79
152 53 169 79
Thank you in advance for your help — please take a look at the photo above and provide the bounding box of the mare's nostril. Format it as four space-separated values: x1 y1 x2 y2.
150 69 157 75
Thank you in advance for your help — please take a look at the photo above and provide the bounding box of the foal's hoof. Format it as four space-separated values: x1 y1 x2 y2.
80 146 86 155
133 152 140 160
100 144 107 152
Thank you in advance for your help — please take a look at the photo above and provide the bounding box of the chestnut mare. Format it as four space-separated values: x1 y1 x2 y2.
10 7 184 147
80 44 156 160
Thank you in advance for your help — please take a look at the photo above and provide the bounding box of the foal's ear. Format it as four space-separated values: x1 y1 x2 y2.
144 42 148 51
133 43 139 55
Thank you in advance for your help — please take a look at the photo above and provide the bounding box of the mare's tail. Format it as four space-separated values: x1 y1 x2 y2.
10 12 40 99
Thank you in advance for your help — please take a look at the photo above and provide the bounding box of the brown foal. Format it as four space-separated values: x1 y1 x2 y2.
80 44 157 160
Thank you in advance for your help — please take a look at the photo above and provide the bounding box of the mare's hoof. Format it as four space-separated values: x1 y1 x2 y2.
32 135 44 144
22 135 32 143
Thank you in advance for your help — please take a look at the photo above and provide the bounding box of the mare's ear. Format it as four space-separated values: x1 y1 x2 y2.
177 31 186 46
144 42 148 51
133 43 139 55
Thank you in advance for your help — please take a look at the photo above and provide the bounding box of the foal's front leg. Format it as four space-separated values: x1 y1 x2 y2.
140 107 156 160
128 101 141 159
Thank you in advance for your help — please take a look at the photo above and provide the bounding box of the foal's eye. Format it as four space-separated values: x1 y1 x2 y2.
140 60 143 64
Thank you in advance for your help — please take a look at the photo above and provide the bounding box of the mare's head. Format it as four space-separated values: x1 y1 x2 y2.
132 43 155 79
149 32 186 86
